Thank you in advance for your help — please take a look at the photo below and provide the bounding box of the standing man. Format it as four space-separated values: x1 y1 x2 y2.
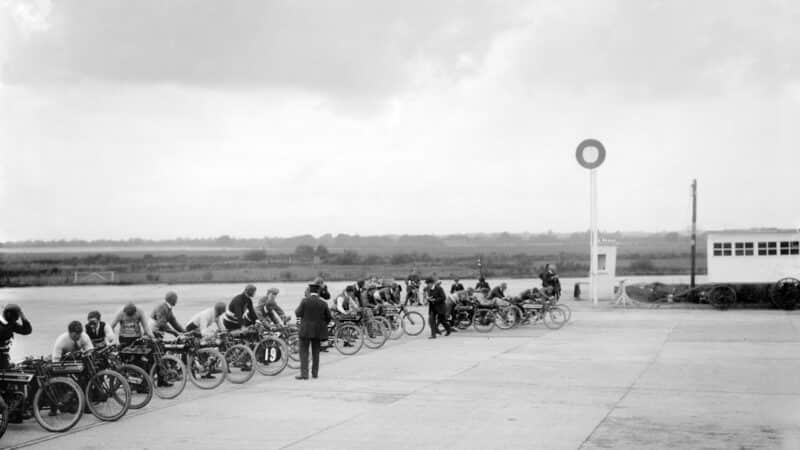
294 279 332 380
0 304 32 370
476 276 490 291
425 278 452 339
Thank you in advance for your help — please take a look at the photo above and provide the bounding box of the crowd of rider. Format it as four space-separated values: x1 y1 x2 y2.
0 265 562 374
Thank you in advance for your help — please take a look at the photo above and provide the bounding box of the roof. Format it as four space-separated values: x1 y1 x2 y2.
706 228 799 236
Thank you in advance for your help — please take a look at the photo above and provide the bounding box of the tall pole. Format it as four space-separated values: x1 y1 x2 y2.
590 169 599 305
576 138 606 306
690 179 697 289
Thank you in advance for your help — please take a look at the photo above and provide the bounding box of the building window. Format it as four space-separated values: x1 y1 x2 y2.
780 241 800 255
723 242 732 256
758 241 777 255
598 253 607 271
744 242 754 255
735 242 747 256
713 243 723 256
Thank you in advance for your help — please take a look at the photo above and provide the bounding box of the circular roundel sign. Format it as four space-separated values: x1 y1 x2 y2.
576 139 606 169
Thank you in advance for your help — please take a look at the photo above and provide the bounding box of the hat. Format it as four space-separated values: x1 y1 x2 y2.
87 310 101 320
424 277 435 284
309 277 324 287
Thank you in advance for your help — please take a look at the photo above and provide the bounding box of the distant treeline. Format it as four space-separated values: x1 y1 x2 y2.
3 230 700 252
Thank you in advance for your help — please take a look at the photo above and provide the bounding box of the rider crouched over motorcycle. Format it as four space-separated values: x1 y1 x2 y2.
222 285 258 331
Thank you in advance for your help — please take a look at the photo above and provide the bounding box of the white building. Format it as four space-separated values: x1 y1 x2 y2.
706 230 800 283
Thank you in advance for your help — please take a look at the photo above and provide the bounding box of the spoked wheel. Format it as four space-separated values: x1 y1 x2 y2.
149 354 188 399
708 285 737 310
0 396 10 439
771 277 800 311
544 307 567 330
86 369 131 422
402 311 426 335
334 323 363 355
188 348 227 389
32 376 85 432
254 337 289 376
224 344 256 384
286 334 301 369
0 397 8 438
473 310 496 333
495 306 518 330
363 319 389 349
509 305 525 327
385 315 404 340
454 311 473 330
116 364 154 409
557 304 572 323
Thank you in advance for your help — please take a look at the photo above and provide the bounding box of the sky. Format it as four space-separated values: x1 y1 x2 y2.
1 0 799 241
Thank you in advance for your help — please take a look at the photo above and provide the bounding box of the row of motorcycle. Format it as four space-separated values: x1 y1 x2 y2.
0 294 568 439
0 304 428 439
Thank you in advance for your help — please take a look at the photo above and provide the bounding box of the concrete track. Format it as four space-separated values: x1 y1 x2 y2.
3 302 799 449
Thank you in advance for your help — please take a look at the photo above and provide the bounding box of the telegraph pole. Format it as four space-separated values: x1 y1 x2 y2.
690 179 697 289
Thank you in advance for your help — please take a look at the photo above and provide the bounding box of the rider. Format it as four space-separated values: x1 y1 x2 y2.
253 288 288 326
85 311 116 349
221 284 258 331
540 264 562 299
333 286 360 316
475 276 490 291
52 321 93 362
149 291 185 337
488 282 508 301
0 304 32 370
450 278 465 294
185 302 226 337
110 302 155 348
405 269 421 305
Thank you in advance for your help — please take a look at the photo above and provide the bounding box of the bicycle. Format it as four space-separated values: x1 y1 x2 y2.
60 348 131 422
0 357 84 436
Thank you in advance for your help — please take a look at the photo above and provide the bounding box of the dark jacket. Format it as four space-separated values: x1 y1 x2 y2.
427 285 447 314
295 294 332 340
450 282 464 294
476 279 490 290
0 318 32 358
223 293 257 328
488 286 506 300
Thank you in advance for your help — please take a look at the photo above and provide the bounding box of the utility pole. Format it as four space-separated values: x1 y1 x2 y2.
690 179 697 289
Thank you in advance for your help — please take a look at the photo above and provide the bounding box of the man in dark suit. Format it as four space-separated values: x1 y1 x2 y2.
294 279 332 380
425 277 452 339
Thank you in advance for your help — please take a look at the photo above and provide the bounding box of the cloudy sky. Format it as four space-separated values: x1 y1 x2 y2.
1 0 798 241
